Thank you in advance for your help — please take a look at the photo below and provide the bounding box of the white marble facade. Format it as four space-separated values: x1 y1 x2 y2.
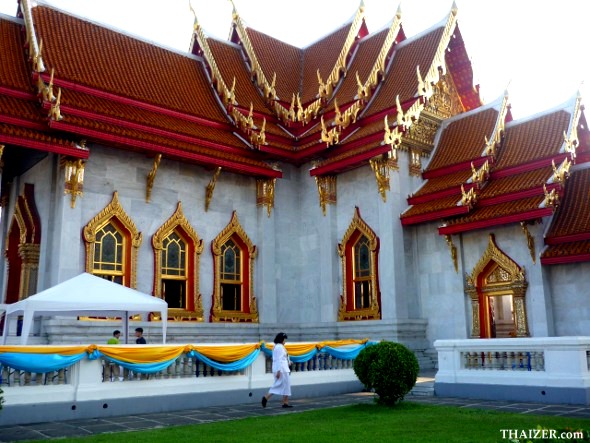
2 145 590 355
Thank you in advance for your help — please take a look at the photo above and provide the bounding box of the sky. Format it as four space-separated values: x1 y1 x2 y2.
0 0 588 119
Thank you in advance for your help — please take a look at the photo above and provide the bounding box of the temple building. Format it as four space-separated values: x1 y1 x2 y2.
1 0 589 366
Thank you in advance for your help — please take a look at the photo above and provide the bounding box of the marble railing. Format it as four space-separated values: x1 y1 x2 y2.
434 337 590 404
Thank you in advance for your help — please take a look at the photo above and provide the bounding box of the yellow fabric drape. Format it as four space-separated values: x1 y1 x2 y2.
191 344 260 362
0 346 89 356
98 345 186 363
266 339 368 356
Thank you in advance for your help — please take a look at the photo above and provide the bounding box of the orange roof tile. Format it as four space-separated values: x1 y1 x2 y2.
31 6 227 122
0 95 46 124
495 111 570 169
425 108 498 171
0 18 32 92
402 194 460 218
327 29 389 111
245 28 301 102
545 167 590 239
412 170 472 197
366 27 445 116
478 167 552 199
207 38 272 115
541 240 590 260
301 24 352 104
445 195 544 226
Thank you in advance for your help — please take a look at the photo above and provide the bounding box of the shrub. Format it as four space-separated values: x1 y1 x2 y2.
353 341 419 406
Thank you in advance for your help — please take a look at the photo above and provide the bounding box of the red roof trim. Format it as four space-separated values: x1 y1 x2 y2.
438 207 554 235
0 115 46 131
477 183 561 208
49 121 281 178
400 204 468 226
0 134 89 158
540 253 590 265
545 232 590 246
48 103 257 159
40 74 230 130
423 156 490 179
491 153 568 179
309 144 390 176
408 184 473 205
0 86 36 101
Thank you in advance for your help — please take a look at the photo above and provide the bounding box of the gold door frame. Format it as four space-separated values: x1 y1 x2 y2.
465 234 529 338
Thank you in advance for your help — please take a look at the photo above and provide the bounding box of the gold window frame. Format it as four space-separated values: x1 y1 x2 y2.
152 202 204 321
83 192 142 288
337 207 381 321
211 211 258 322
465 234 529 338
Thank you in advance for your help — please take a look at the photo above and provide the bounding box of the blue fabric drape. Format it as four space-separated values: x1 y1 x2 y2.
187 348 260 372
0 352 86 373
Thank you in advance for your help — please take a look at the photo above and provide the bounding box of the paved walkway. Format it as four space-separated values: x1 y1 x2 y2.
1 374 589 442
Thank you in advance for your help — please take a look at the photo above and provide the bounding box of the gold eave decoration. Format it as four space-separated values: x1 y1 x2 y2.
205 167 222 212
315 175 337 216
211 211 258 323
483 91 510 158
83 191 142 288
21 0 45 73
520 221 536 264
551 158 571 185
256 178 276 217
562 90 582 161
48 88 63 121
459 184 477 208
250 118 267 148
470 160 489 187
337 207 381 321
62 157 85 208
421 2 458 99
369 156 391 202
383 115 402 153
146 154 162 203
542 184 559 209
41 67 56 103
190 6 235 108
320 116 340 147
444 234 458 273
152 202 204 321
465 234 529 337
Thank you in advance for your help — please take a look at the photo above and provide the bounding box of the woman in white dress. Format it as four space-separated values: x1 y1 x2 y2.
261 332 292 408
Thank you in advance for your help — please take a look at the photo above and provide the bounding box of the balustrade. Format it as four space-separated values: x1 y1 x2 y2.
265 353 354 373
460 350 544 371
1 365 69 386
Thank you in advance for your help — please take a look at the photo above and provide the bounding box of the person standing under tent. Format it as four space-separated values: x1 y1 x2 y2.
261 332 292 408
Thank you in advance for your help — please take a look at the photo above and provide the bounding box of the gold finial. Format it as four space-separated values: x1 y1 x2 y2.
321 116 340 147
189 0 198 29
146 154 162 203
205 167 222 212
543 184 559 208
551 158 571 184
383 115 401 148
42 68 56 102
49 88 63 121
460 184 477 207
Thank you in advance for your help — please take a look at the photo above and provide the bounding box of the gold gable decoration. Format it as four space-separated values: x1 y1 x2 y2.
61 157 85 208
83 192 142 288
152 202 204 321
465 234 529 338
337 207 380 321
315 175 337 216
211 211 258 323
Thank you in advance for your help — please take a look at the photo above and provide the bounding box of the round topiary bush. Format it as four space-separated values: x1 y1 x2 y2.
353 341 420 406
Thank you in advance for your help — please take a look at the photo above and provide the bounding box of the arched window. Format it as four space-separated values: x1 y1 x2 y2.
211 211 258 322
93 222 124 284
338 207 381 321
83 192 142 288
152 202 203 321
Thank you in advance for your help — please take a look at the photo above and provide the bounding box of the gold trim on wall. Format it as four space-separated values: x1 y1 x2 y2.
152 202 204 321
211 211 258 322
83 192 142 288
465 234 529 338
337 207 380 321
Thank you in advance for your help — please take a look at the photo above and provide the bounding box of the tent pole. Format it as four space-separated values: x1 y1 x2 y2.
124 313 129 344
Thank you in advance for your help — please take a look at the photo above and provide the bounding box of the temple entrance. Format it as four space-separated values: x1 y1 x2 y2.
465 235 529 338
483 294 516 338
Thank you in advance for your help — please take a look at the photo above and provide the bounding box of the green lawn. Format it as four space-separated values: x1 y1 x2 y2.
51 401 590 443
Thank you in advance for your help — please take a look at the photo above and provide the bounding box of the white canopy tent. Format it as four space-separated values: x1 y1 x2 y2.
1 273 168 344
